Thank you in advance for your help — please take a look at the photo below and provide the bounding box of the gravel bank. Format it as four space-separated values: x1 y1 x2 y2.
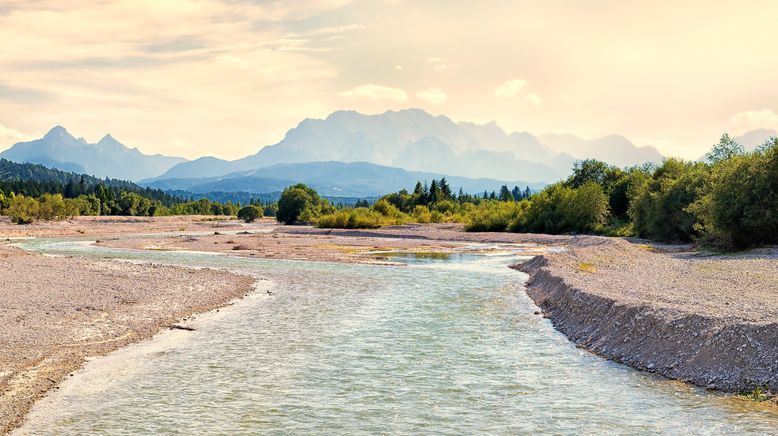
0 244 255 433
517 237 778 394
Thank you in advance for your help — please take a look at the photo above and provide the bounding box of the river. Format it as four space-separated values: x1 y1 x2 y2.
14 238 778 435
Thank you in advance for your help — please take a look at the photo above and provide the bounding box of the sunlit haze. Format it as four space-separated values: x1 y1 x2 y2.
1 0 777 159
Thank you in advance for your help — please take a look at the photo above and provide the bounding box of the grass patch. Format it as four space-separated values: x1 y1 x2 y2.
577 262 597 273
380 251 452 260
740 386 774 402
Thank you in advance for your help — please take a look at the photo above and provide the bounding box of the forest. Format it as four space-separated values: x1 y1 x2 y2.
0 159 240 223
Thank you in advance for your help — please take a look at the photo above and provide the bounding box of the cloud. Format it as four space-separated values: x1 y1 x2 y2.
731 109 778 126
494 79 527 98
340 84 408 101
525 93 542 105
416 88 447 105
0 123 32 150
427 57 448 71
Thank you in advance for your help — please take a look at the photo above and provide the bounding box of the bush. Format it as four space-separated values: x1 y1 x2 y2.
412 205 432 223
316 208 383 229
464 201 521 232
372 199 401 218
6 194 39 224
237 205 263 223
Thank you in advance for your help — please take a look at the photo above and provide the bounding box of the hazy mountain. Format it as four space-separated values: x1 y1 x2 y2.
156 109 661 184
736 128 777 151
538 134 664 168
142 161 544 198
0 126 187 181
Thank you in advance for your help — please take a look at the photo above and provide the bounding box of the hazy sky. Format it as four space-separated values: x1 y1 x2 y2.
1 0 777 159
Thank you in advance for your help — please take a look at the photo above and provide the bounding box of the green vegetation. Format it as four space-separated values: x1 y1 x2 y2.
276 183 335 224
0 159 240 223
311 134 778 251
739 386 774 402
237 205 263 223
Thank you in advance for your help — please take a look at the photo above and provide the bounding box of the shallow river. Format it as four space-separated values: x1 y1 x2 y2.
14 239 778 435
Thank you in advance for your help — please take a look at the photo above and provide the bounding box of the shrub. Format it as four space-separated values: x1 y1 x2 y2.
316 208 383 229
412 205 432 223
464 201 521 232
237 205 263 223
6 194 39 224
372 199 401 217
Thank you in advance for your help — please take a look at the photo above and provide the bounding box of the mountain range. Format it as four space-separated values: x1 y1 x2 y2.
0 126 186 181
147 109 665 183
7 109 771 198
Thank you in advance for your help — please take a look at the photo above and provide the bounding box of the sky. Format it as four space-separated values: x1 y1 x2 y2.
1 0 777 160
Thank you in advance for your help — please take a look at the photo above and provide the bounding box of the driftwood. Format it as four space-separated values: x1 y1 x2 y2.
170 324 196 331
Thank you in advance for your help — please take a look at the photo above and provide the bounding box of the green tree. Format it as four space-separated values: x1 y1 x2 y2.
237 205 263 222
706 133 744 164
690 139 778 249
277 184 321 224
499 185 513 202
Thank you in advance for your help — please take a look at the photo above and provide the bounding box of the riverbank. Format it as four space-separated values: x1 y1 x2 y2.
518 237 778 395
0 242 255 433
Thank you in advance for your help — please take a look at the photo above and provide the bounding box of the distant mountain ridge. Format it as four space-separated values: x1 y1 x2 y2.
0 126 187 181
151 109 665 184
3 109 671 186
141 161 545 198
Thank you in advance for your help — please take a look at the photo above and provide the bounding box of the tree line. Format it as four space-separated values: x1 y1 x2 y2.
298 133 778 250
0 159 241 223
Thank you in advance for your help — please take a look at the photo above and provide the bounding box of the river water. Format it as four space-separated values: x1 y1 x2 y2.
14 239 778 435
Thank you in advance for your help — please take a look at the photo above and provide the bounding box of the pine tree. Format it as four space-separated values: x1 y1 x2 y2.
499 185 513 202
413 181 424 196
523 186 532 199
439 178 452 199
511 186 521 201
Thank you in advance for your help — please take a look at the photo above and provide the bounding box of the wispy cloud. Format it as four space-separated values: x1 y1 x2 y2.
340 84 408 101
0 123 32 150
731 109 778 126
494 79 527 98
525 93 542 105
416 88 447 105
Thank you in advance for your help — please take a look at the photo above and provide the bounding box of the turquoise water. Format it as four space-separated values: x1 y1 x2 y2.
15 239 778 435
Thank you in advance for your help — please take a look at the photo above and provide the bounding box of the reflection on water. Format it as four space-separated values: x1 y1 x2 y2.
15 239 778 435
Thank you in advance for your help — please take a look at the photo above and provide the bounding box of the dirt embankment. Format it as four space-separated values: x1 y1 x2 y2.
517 237 778 394
0 244 255 434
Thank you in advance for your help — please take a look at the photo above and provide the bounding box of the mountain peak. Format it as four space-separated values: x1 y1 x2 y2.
44 125 71 140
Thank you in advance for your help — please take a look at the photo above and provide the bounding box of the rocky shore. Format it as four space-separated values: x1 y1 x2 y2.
517 237 778 394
